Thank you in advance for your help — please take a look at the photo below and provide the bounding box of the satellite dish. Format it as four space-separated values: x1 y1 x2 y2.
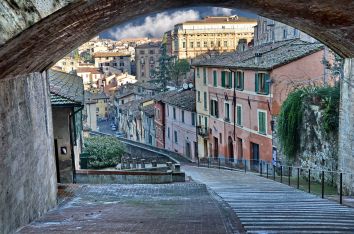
188 83 194 89
182 83 188 89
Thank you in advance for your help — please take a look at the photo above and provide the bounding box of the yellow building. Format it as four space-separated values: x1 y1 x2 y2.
89 92 109 119
194 66 210 158
168 16 256 60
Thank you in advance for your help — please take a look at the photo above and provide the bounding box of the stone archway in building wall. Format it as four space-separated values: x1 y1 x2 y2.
0 0 353 80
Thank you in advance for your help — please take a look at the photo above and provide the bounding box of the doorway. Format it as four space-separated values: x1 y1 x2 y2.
228 136 234 162
213 137 219 159
185 141 191 158
251 142 260 171
237 138 243 160
54 139 61 183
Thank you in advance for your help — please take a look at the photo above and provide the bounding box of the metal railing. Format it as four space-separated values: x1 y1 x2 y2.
197 157 352 205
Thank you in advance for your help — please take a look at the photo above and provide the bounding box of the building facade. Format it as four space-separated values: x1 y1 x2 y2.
168 16 257 60
254 16 317 46
161 90 197 161
194 39 328 165
135 41 162 82
93 52 132 74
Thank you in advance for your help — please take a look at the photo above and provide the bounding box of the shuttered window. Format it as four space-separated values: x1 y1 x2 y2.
235 71 244 90
255 73 270 94
213 70 217 87
236 105 242 126
258 111 267 134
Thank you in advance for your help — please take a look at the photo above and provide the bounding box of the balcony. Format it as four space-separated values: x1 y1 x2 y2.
197 126 209 138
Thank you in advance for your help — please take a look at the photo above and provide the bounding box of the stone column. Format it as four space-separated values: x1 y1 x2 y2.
338 58 354 195
0 72 57 233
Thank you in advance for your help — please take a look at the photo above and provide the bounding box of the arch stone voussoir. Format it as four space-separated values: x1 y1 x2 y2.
0 0 353 79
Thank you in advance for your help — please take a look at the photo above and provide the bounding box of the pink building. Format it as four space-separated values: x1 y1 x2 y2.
161 90 197 161
194 39 329 165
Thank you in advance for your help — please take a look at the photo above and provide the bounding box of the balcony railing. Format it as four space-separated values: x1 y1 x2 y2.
197 126 208 138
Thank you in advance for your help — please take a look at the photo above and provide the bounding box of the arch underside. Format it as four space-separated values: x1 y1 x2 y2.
0 0 353 79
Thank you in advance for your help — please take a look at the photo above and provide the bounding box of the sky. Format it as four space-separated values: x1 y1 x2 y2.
100 7 257 40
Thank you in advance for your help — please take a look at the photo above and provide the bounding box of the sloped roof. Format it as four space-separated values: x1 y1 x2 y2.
160 89 196 112
48 70 84 106
141 104 155 117
193 39 324 70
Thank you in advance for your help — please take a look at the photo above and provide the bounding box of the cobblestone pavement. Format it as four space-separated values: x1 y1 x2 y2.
18 182 244 234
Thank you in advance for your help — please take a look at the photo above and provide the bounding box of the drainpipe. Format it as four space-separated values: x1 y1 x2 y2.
69 105 84 184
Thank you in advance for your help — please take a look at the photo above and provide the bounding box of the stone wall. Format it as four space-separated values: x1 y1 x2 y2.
0 72 57 233
299 104 338 183
338 58 354 195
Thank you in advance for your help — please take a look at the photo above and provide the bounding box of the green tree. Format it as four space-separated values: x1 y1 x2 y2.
84 136 125 169
170 59 190 86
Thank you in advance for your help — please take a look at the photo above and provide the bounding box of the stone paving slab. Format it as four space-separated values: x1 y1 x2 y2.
18 182 244 234
183 165 354 234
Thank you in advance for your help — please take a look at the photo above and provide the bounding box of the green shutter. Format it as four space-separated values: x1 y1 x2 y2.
241 72 244 90
237 106 241 125
258 112 266 134
213 71 217 87
228 72 232 89
203 68 207 84
255 73 259 92
264 73 270 95
221 71 226 87
234 72 238 88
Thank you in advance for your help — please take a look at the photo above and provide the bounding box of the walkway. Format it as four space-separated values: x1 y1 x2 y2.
183 166 354 233
183 165 354 233
18 183 243 234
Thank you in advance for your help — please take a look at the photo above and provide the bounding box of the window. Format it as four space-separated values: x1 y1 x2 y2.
210 100 219 118
140 50 145 54
224 41 228 47
255 73 270 94
182 42 186 48
235 71 244 90
168 127 170 139
120 62 124 67
211 41 214 47
191 113 196 126
204 117 208 128
149 50 154 54
120 56 124 59
258 110 267 134
224 103 230 121
173 107 176 120
203 92 207 110
197 91 201 102
182 111 185 123
196 67 200 78
167 106 169 116
204 41 208 47
203 68 207 85
236 105 242 126
197 41 201 48
62 62 66 65
198 115 202 125
283 29 287 39
96 107 99 112
105 62 109 66
213 71 217 87
217 40 221 47
174 130 178 143
190 42 194 48
221 71 232 88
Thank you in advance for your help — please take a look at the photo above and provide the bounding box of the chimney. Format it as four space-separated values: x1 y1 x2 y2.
236 39 248 52
255 53 262 65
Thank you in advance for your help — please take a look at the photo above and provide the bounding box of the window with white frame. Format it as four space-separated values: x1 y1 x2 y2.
224 102 230 121
174 130 178 143
210 99 219 118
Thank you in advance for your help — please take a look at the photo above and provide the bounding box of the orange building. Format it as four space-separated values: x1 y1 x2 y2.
194 39 330 165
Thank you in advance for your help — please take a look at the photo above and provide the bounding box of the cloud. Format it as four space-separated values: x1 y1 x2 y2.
211 7 233 16
108 10 200 40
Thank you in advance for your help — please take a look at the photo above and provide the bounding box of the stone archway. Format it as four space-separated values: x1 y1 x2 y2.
1 1 354 233
0 0 353 80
